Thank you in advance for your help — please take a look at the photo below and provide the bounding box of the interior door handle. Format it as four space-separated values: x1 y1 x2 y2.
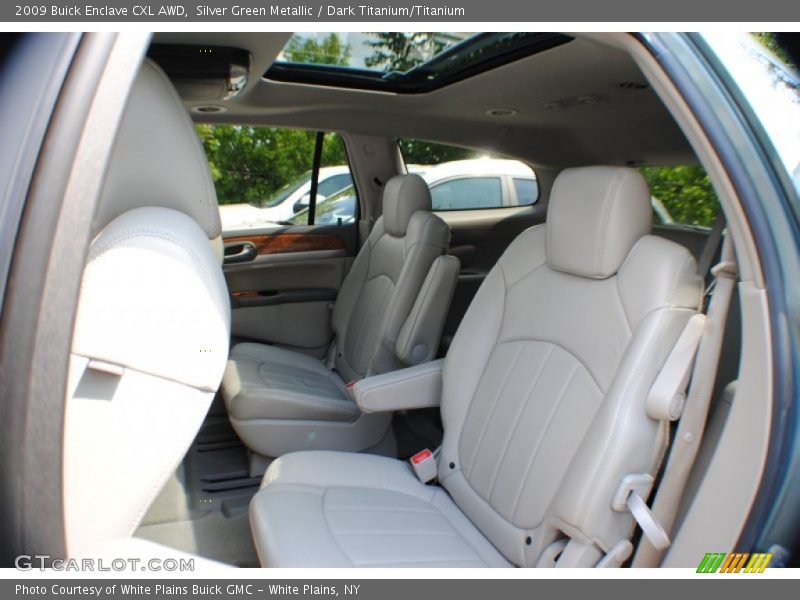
224 241 257 264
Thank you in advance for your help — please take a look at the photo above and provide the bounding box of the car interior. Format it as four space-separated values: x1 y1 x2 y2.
58 32 772 568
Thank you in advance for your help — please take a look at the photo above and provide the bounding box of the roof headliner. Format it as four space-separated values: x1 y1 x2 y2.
151 32 695 170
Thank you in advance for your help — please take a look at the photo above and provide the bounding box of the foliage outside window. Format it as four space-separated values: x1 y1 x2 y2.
639 166 720 228
282 33 351 66
197 125 352 230
196 125 347 207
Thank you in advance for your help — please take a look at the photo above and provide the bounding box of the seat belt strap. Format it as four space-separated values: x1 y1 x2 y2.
697 213 726 282
633 233 738 567
627 491 671 551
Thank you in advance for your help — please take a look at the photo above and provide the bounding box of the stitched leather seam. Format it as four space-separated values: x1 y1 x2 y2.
89 226 216 293
485 344 555 502
320 488 354 566
463 342 525 483
456 265 507 475
494 338 605 395
510 363 579 523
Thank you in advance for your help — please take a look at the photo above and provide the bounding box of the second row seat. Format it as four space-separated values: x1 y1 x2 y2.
221 174 459 459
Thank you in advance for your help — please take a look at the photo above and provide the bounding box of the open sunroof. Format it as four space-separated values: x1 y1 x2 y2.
265 32 573 94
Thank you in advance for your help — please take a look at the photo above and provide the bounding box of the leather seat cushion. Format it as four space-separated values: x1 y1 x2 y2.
222 343 359 422
250 451 511 568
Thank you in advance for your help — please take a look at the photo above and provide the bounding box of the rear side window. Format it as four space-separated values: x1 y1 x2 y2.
513 177 539 206
196 125 355 232
318 173 353 197
431 177 503 210
639 165 721 228
399 138 538 211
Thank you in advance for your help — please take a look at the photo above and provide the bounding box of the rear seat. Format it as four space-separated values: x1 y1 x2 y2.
221 174 460 459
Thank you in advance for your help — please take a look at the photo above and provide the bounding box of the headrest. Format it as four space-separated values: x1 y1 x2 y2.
382 174 432 236
93 59 221 240
546 166 652 279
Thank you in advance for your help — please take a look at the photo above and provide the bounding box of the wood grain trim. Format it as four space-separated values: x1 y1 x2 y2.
224 234 346 256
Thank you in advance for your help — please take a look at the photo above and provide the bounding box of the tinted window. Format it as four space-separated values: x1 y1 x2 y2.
430 177 503 211
288 185 358 226
512 177 539 206
399 138 537 211
318 173 353 197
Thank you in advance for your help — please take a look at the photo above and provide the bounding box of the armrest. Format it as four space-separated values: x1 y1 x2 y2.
352 359 444 413
396 255 459 365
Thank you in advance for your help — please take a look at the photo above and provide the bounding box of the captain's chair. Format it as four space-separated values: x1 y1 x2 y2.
248 166 703 568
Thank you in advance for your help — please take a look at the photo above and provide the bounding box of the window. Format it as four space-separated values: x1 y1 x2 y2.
639 165 721 228
399 138 538 211
195 125 355 231
431 177 503 210
513 177 539 206
266 32 572 94
318 173 353 197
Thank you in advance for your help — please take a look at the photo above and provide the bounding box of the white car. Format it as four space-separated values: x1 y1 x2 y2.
293 158 539 225
219 165 353 230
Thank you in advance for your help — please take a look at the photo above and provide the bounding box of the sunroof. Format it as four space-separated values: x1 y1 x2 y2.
266 32 573 94
277 32 472 74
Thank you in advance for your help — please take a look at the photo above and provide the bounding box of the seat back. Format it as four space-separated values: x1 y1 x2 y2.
331 174 452 381
437 166 703 567
63 60 230 557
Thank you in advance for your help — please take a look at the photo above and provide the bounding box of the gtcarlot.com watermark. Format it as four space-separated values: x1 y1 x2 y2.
14 554 194 572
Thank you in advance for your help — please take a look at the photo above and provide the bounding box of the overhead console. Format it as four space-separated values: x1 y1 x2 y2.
146 44 251 102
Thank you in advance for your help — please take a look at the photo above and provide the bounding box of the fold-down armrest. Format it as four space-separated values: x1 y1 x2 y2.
352 359 444 413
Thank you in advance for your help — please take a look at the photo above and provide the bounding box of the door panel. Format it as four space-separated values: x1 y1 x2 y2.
223 224 356 354
225 233 346 256
439 204 548 340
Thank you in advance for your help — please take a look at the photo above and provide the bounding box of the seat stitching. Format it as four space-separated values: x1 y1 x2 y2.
89 228 215 292
320 488 357 567
502 260 548 292
493 338 604 395
325 505 439 515
510 363 579 522
463 342 526 483
456 264 507 476
486 345 555 501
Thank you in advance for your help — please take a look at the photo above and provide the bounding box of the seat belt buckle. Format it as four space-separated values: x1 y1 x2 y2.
345 378 360 399
410 448 437 483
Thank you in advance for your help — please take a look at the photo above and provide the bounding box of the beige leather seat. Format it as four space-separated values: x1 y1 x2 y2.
249 166 704 568
222 175 459 457
63 59 230 558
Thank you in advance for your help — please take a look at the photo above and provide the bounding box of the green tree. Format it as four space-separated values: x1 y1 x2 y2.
196 125 347 206
398 138 477 165
194 34 351 209
752 33 796 68
283 33 350 66
365 33 449 72
639 165 720 227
